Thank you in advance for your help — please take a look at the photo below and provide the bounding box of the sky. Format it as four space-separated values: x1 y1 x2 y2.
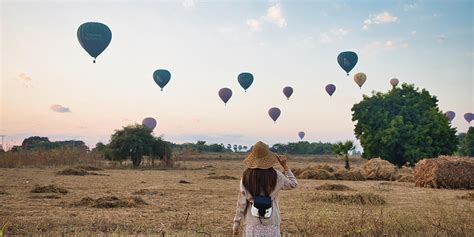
1 0 473 149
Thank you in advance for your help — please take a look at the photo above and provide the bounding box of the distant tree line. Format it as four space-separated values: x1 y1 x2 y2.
271 141 334 155
7 136 88 152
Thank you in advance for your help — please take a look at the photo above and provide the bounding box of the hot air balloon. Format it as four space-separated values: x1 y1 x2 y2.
325 84 336 97
283 86 293 100
298 131 305 140
444 111 455 122
268 107 281 123
218 88 232 105
465 113 474 124
238 72 254 92
142 117 157 130
390 78 399 87
153 69 171 91
337 51 358 76
77 22 112 63
354 72 367 89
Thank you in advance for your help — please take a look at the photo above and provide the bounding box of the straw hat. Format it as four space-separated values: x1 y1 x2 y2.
244 141 278 169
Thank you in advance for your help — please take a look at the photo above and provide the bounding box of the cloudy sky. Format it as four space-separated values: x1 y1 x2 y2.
1 0 473 149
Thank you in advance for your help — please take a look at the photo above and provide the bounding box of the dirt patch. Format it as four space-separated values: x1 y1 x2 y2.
315 183 352 191
57 168 106 176
179 180 191 184
30 194 61 199
457 193 474 201
75 165 104 171
31 184 68 194
312 192 386 205
132 189 159 195
71 196 148 208
207 175 238 180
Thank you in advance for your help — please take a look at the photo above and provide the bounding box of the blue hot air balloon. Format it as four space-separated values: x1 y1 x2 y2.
153 69 171 91
238 72 254 92
337 51 358 76
77 22 112 63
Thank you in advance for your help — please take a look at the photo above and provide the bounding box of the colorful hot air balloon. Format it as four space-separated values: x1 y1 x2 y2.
238 72 254 92
337 51 358 76
354 72 367 89
142 117 157 130
268 107 281 123
390 78 399 87
153 69 171 91
464 113 474 124
444 111 455 122
283 86 293 100
298 131 305 140
218 88 232 105
325 84 336 97
77 22 112 63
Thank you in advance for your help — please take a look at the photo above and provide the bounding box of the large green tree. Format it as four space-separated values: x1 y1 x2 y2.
352 84 457 166
108 125 170 168
462 127 474 156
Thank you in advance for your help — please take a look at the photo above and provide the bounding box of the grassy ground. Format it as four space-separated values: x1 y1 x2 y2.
0 157 473 236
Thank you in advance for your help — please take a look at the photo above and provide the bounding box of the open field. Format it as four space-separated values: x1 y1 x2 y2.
0 156 473 236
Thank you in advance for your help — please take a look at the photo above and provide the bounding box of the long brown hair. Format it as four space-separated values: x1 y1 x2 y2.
242 168 277 196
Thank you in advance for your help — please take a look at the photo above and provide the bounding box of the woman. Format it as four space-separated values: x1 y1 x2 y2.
233 141 298 236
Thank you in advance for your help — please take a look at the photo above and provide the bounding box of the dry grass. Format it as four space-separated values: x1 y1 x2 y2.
132 189 161 195
30 194 62 199
315 183 352 191
457 193 474 201
0 149 103 168
312 192 386 205
0 159 473 236
31 184 68 194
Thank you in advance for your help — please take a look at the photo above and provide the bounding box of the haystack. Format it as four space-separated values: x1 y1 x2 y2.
334 168 366 181
299 169 335 180
396 175 414 183
414 156 474 189
313 164 336 173
362 158 396 180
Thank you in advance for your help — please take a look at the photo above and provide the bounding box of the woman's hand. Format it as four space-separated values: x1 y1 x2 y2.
276 154 289 170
